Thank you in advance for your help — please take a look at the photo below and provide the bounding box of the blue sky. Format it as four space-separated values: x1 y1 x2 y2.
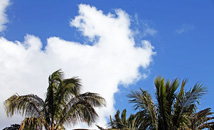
0 0 214 129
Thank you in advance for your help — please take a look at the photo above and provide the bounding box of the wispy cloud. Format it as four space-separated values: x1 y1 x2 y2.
133 14 157 38
0 0 9 32
175 24 194 34
0 4 155 129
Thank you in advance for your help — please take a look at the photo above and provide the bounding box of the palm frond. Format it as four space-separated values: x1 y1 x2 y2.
121 109 127 125
19 117 43 130
77 92 106 107
4 94 44 117
192 108 214 129
181 83 207 108
58 91 106 126
128 88 157 130
109 115 116 128
61 100 98 126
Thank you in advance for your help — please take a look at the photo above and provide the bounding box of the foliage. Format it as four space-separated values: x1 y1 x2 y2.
4 70 106 130
108 109 138 130
127 76 214 130
191 108 214 129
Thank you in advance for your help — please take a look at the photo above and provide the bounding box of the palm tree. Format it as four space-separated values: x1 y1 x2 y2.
128 76 212 130
4 70 106 130
108 109 138 130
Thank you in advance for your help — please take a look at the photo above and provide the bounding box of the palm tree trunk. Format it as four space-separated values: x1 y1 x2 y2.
51 115 55 130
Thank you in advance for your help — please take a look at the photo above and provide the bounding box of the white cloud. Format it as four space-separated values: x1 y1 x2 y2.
142 23 157 37
133 14 157 38
0 4 155 129
0 0 9 32
175 24 194 34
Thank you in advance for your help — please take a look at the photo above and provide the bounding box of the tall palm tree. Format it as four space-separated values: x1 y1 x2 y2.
128 76 210 130
4 70 106 130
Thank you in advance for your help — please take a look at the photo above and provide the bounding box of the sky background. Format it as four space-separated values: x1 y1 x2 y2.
0 0 214 129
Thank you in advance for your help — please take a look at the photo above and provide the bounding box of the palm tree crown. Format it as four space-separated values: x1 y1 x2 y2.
128 76 213 130
4 70 106 130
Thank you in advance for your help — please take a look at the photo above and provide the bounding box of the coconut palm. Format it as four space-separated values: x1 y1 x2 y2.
4 70 106 130
128 76 210 130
